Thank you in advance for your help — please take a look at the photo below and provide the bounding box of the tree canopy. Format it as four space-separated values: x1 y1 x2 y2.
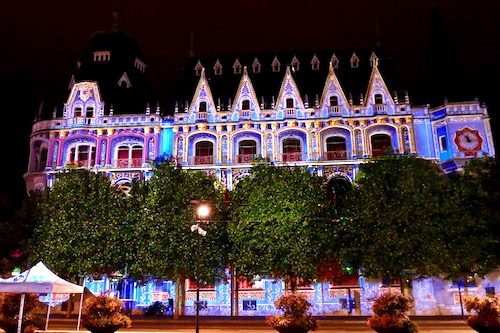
228 163 336 287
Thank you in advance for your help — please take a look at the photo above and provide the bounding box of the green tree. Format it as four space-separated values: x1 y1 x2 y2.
337 155 447 282
126 163 228 316
29 169 129 279
228 163 335 289
440 157 500 281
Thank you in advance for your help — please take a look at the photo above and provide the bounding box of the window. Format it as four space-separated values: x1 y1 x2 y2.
93 51 110 62
242 100 250 110
252 57 261 73
194 60 203 76
330 96 339 106
371 134 392 157
74 107 82 117
69 144 96 167
439 135 447 151
272 56 281 72
331 53 339 69
286 98 294 108
282 138 302 162
86 106 94 118
195 141 214 165
291 55 300 71
311 54 320 70
134 58 147 72
375 94 383 104
214 59 222 75
326 136 347 160
199 101 207 112
233 59 242 74
350 52 359 68
238 140 257 163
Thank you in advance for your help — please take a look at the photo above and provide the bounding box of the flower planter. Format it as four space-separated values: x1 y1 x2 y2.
273 326 310 333
468 316 500 333
370 327 407 333
83 324 123 333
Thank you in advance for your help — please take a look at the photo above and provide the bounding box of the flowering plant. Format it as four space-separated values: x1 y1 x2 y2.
81 294 132 328
265 292 319 332
463 295 500 329
366 290 418 333
0 293 44 333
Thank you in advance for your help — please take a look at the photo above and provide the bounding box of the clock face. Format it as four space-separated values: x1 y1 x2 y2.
454 127 483 153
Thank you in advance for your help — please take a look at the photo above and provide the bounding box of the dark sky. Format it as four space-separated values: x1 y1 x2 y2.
1 0 499 203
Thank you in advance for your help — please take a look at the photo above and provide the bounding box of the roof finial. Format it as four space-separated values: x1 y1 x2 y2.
113 10 122 32
189 28 195 57
375 20 382 47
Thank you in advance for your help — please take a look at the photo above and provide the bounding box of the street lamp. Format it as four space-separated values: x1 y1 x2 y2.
191 203 210 333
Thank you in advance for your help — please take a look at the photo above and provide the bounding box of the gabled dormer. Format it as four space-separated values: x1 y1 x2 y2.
369 51 379 67
319 62 349 117
291 55 300 71
364 63 395 115
64 81 104 119
271 56 281 72
213 59 222 75
311 54 320 70
331 53 339 69
188 68 216 123
350 52 360 68
252 57 261 73
275 66 305 119
117 72 132 88
194 60 203 76
233 58 242 74
231 67 261 121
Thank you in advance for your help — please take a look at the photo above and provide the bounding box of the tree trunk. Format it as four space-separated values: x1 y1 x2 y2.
174 276 181 320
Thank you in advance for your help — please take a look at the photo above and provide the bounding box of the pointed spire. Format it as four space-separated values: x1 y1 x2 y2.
404 91 410 104
217 98 221 111
393 91 399 104
375 20 382 47
175 101 179 113
110 104 114 116
184 100 189 112
271 96 275 109
156 102 160 115
348 93 353 106
304 95 309 108
53 106 57 119
146 102 151 115
189 28 195 57
260 96 265 109
315 94 319 108
359 93 364 105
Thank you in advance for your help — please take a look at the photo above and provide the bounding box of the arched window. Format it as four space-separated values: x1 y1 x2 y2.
371 134 392 157
325 136 347 160
74 107 82 117
195 141 214 165
326 176 352 202
282 138 302 162
329 96 339 106
199 101 207 112
237 140 257 163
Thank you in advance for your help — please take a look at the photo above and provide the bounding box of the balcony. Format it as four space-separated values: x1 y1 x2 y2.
280 152 304 162
374 104 387 114
235 154 263 164
324 150 348 160
240 110 250 120
64 160 94 168
113 158 143 168
328 106 342 116
196 112 208 122
283 108 297 119
188 155 215 165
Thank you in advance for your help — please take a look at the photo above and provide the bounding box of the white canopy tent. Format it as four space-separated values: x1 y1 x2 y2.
0 262 85 333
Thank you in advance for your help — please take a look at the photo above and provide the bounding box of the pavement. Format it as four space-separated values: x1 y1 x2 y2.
38 315 475 333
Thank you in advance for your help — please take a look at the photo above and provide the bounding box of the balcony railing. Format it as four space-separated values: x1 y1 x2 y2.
328 106 342 116
240 110 250 120
187 155 216 165
283 108 297 119
280 152 304 162
64 160 94 168
324 150 348 160
113 158 143 168
374 104 387 114
235 154 262 164
196 112 208 122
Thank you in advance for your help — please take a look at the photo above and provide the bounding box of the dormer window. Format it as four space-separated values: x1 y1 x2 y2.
74 107 82 117
252 57 261 73
286 98 294 108
272 56 281 72
194 60 203 76
242 100 250 110
331 53 339 69
350 52 360 68
311 54 320 70
86 106 94 118
199 101 207 112
375 94 383 104
291 55 300 71
370 51 379 67
330 96 339 106
233 58 242 74
93 51 110 62
134 58 147 72
214 59 222 75
117 72 132 88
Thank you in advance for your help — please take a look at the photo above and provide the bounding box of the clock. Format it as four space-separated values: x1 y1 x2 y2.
454 127 483 155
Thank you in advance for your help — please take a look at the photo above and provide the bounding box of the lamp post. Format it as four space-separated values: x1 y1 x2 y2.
191 203 210 333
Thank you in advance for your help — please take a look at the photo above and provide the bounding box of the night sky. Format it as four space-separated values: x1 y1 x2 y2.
1 0 499 203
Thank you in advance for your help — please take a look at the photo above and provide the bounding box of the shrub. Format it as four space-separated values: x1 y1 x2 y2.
265 292 319 332
81 294 132 328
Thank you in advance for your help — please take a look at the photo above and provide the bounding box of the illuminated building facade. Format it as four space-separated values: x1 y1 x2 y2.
24 25 497 315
